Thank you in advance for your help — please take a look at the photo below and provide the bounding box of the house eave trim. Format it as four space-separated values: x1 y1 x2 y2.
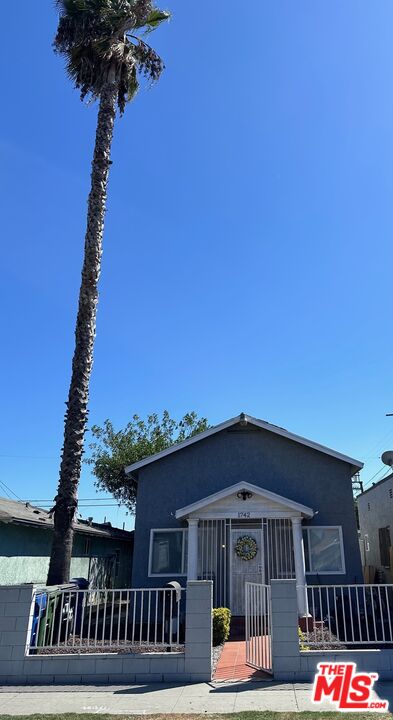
124 413 363 475
175 481 314 519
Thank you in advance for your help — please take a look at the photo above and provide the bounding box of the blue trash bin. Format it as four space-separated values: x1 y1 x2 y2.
30 591 48 648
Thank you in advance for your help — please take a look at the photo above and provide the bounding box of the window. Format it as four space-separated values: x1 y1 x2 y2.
149 529 187 576
114 548 120 578
379 527 391 568
303 526 345 574
83 538 91 556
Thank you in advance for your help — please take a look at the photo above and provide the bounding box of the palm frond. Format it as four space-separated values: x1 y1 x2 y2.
54 0 170 113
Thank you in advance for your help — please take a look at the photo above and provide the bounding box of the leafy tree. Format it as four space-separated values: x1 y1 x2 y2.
47 0 170 585
87 411 209 511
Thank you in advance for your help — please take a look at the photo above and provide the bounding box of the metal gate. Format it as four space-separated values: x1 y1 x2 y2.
198 518 295 609
245 582 272 673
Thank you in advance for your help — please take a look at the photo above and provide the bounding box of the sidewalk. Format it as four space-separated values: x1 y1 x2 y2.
0 680 392 715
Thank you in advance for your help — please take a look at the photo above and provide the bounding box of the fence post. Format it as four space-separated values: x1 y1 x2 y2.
184 580 213 682
270 579 301 680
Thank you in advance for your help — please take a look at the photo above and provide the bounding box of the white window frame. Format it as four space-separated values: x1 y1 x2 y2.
148 528 188 577
303 525 346 575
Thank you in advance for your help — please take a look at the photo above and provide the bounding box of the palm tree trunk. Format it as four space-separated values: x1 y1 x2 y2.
47 80 118 586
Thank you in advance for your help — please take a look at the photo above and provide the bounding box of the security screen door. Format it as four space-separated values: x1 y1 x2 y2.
231 528 264 615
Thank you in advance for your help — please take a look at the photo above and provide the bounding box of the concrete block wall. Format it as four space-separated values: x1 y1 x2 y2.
184 581 212 682
271 580 393 681
270 580 302 681
0 581 213 685
0 585 35 667
300 649 393 682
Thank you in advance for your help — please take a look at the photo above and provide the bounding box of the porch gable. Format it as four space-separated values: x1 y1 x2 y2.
175 481 314 520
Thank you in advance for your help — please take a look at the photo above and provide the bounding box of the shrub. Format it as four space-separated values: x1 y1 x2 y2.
212 607 231 646
298 626 310 651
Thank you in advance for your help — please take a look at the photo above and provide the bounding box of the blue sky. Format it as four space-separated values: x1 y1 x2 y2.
1 1 393 530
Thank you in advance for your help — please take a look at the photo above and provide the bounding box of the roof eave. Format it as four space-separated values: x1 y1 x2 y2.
125 413 363 475
0 514 133 540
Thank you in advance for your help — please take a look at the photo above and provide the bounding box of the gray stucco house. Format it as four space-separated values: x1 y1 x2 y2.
358 471 393 583
0 497 134 588
126 412 363 616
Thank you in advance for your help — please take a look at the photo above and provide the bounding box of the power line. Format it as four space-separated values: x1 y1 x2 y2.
0 491 125 509
363 428 393 462
359 456 387 460
362 466 392 491
0 482 13 500
0 479 23 502
23 499 125 509
34 503 122 508
28 497 114 503
0 454 58 460
362 466 386 489
367 469 392 489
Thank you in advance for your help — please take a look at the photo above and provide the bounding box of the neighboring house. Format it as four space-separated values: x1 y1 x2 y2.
357 472 393 583
0 497 133 587
126 412 363 616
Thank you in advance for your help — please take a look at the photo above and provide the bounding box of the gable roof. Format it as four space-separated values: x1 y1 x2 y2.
175 481 314 519
0 497 133 541
125 413 363 476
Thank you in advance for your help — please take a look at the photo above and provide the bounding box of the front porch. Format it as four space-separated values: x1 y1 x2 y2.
176 481 313 616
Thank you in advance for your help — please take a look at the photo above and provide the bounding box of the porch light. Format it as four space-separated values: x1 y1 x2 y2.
237 489 253 501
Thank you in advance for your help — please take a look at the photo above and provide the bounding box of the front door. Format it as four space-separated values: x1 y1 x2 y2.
231 528 264 615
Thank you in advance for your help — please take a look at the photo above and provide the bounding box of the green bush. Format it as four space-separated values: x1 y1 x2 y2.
298 626 310 651
212 607 231 646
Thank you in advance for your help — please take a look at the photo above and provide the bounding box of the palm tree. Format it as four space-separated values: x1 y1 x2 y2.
47 0 169 585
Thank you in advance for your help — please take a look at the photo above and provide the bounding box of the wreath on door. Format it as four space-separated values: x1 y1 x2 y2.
235 535 258 561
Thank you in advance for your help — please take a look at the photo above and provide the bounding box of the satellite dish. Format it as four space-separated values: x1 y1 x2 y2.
381 451 393 467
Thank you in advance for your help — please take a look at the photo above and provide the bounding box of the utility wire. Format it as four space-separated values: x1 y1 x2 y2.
28 497 114 503
0 492 123 509
0 454 58 460
0 479 23 502
32 503 122 509
362 467 386 490
362 466 392 491
363 428 393 461
0 482 14 500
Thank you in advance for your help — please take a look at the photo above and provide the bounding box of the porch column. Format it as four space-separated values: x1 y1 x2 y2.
187 518 199 580
291 516 308 617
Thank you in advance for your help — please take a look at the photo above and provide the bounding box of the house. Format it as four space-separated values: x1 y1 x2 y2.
0 497 134 587
126 412 363 616
357 472 393 583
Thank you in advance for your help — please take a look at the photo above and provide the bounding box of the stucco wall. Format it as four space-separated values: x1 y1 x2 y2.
0 524 132 588
358 477 393 582
132 424 362 588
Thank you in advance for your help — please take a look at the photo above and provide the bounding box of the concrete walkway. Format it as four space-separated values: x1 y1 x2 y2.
0 680 392 714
